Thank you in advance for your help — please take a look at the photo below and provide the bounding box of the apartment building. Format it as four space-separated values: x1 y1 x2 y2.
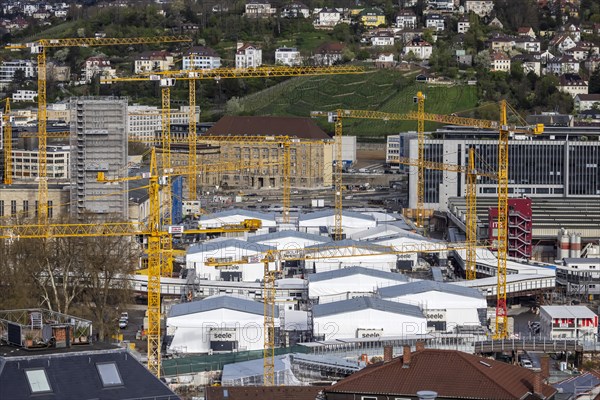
275 47 302 66
70 97 128 220
0 59 36 88
235 43 263 69
134 51 174 74
182 46 221 70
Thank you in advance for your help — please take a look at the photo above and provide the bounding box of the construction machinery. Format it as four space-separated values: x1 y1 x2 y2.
313 102 543 339
5 35 192 223
101 65 364 202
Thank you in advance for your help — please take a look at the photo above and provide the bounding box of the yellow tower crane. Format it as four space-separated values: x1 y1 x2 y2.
0 150 270 376
3 99 11 184
102 65 364 204
5 35 192 223
389 151 498 280
313 104 543 338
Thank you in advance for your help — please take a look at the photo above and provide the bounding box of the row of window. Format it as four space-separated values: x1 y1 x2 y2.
0 200 53 218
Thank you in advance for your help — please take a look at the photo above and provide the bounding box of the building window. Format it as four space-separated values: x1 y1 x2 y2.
23 200 29 217
47 201 53 219
96 362 123 387
10 200 16 216
25 368 52 393
361 397 378 400
0 200 3 217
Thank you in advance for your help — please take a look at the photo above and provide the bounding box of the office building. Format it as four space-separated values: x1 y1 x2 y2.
70 97 128 220
388 126 600 211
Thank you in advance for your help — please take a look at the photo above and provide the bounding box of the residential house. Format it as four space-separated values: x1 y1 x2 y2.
457 17 470 34
562 23 582 42
172 23 200 35
514 37 541 53
512 54 541 76
12 90 37 102
280 2 310 18
558 73 588 97
547 56 580 75
491 51 511 72
518 26 536 38
403 39 433 60
313 42 345 66
32 11 51 20
574 93 600 111
54 9 68 18
375 53 395 68
3 17 29 32
488 17 504 29
490 36 515 52
428 0 454 10
244 0 276 18
360 7 386 27
235 43 263 69
134 50 174 74
183 46 221 70
371 31 395 46
425 14 445 32
566 42 599 60
585 56 600 73
550 34 577 53
456 49 473 66
465 0 495 17
275 47 302 66
314 8 342 28
396 9 417 29
322 346 557 400
82 56 115 83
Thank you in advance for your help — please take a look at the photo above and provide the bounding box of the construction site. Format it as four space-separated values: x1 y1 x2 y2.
1 35 600 399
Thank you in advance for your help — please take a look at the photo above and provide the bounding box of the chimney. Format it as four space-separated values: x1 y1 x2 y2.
533 371 543 396
416 341 425 352
402 345 411 368
383 345 393 363
541 355 550 380
236 41 244 50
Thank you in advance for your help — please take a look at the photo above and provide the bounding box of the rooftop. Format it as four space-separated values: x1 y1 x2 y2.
308 266 411 283
168 294 265 318
205 116 331 140
247 230 332 244
325 348 556 399
313 296 425 319
378 280 485 300
187 239 275 255
541 305 598 319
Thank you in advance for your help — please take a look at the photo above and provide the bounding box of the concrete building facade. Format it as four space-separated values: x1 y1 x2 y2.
70 97 128 220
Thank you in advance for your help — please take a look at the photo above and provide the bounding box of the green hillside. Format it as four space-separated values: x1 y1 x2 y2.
235 69 478 140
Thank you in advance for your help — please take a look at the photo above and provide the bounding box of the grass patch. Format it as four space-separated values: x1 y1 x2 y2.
236 69 478 138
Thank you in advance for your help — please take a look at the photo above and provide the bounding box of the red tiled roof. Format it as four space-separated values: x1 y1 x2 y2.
316 42 345 54
325 349 557 399
205 116 331 140
205 386 323 400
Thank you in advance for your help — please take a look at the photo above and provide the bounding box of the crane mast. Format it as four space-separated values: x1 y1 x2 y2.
3 99 11 185
466 147 477 280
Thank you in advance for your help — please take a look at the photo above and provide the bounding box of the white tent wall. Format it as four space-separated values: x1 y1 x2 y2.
167 308 277 354
313 308 427 340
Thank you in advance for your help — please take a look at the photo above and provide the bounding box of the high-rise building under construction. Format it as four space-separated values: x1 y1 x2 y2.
70 97 128 220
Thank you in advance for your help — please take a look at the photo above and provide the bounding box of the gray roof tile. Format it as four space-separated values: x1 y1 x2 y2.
313 296 425 319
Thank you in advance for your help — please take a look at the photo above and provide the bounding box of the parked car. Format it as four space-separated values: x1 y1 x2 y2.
119 318 128 329
521 359 533 369
120 312 129 321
